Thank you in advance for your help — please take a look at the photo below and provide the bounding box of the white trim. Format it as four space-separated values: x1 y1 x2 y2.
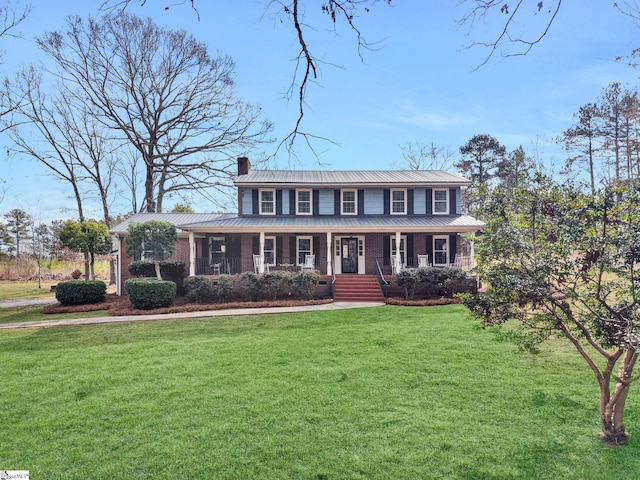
390 188 407 215
341 189 357 215
433 235 449 266
263 235 276 266
433 188 449 215
296 236 313 265
296 188 312 215
259 188 276 215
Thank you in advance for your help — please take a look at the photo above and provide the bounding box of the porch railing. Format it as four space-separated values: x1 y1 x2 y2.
376 255 475 276
195 257 329 276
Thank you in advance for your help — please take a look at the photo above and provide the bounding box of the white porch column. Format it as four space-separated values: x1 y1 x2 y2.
326 231 332 276
189 231 196 277
395 231 402 272
259 231 265 273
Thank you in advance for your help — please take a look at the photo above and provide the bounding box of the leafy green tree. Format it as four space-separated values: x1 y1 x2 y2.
495 145 536 194
124 220 178 280
59 220 112 280
462 174 640 445
3 208 32 256
171 203 194 213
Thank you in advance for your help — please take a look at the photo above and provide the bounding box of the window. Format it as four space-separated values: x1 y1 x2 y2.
433 236 448 265
391 189 406 215
259 188 275 215
297 236 312 265
263 236 276 266
433 189 449 214
296 189 312 215
341 189 357 215
390 236 407 266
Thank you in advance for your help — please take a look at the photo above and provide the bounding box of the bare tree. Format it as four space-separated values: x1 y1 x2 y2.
36 13 273 213
399 140 454 170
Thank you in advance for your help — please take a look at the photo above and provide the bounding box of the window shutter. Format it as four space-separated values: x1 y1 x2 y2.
252 236 259 255
202 236 210 259
408 189 414 215
383 189 390 215
289 236 296 262
449 234 457 263
313 190 320 216
449 188 456 215
383 235 390 266
334 190 340 215
407 234 414 265
358 189 365 215
426 235 434 261
313 236 320 259
426 188 432 215
252 189 259 215
289 190 296 215
276 237 283 263
276 190 282 215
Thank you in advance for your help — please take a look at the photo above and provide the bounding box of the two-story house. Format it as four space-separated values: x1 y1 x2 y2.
111 157 485 297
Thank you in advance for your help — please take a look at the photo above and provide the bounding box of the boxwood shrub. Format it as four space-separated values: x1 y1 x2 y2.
55 280 107 305
127 260 186 293
125 278 176 309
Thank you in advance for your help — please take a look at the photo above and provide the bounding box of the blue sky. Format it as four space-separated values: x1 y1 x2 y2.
1 0 638 222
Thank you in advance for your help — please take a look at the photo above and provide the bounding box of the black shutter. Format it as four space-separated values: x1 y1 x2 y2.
289 190 296 215
383 189 390 215
252 189 259 215
202 236 210 260
449 234 457 264
252 236 259 255
334 190 341 215
426 235 434 262
276 236 283 264
449 188 457 215
276 190 282 215
408 189 414 215
426 188 433 215
358 189 365 215
313 190 320 216
313 236 320 260
290 236 296 263
407 234 414 266
383 235 390 266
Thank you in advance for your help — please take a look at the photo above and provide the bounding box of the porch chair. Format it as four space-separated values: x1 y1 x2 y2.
253 254 268 274
301 254 315 271
417 254 429 268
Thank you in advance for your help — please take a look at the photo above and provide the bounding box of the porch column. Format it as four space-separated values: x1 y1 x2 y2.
395 230 402 272
259 231 265 273
188 232 196 277
326 231 332 276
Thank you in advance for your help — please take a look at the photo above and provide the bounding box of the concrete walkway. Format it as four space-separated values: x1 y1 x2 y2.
0 301 386 330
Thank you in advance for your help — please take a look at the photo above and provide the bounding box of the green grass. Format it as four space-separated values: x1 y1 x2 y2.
0 304 110 324
0 280 58 301
2 305 640 479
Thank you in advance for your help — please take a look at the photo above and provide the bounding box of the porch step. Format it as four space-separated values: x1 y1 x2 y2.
334 275 385 302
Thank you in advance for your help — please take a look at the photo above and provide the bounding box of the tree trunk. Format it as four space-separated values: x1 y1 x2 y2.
154 260 162 281
600 348 638 445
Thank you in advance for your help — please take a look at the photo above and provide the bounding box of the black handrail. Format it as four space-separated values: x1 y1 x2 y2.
374 259 389 298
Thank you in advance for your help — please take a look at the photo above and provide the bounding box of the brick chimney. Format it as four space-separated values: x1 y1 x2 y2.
237 156 251 175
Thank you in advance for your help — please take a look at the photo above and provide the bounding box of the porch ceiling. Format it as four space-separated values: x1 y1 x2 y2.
178 215 485 234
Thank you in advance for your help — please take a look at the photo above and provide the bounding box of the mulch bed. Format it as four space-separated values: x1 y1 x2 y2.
43 294 459 316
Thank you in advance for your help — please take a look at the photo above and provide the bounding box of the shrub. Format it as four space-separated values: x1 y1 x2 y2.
395 268 420 300
417 267 469 298
296 270 320 299
128 260 186 293
261 271 295 300
215 275 234 303
71 269 83 279
184 276 215 303
55 280 106 305
125 278 176 309
235 272 262 301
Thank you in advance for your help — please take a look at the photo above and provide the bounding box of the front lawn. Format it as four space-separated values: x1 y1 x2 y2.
1 305 639 479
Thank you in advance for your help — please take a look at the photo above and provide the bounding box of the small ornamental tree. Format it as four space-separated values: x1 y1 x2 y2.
461 174 640 445
125 220 178 280
59 220 112 280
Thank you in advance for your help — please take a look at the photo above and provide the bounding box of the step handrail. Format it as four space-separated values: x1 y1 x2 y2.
374 259 389 299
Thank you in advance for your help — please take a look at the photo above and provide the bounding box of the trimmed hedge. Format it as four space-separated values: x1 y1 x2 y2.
392 267 476 299
127 260 186 293
55 280 107 305
125 278 177 309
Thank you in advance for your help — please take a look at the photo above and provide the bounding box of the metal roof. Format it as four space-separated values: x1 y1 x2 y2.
178 214 485 234
234 170 471 187
110 212 237 235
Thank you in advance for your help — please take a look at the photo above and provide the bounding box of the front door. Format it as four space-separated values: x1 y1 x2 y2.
341 238 358 274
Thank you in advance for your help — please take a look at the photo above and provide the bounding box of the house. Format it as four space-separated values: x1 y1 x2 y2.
111 157 485 298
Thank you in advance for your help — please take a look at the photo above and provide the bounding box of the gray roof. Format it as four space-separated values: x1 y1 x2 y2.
234 170 471 187
110 212 236 235
178 214 484 234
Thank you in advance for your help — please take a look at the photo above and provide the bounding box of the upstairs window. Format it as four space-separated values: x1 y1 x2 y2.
296 189 312 215
391 189 406 215
341 189 357 215
433 189 449 214
259 188 275 215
